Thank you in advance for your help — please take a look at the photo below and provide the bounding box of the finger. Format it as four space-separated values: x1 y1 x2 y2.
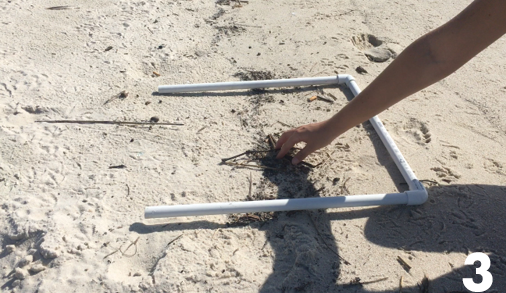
291 145 315 165
275 129 296 149
276 132 301 159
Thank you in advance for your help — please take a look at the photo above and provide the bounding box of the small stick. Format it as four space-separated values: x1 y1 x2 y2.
221 150 272 162
234 23 261 28
441 144 460 149
120 237 140 257
109 165 127 169
126 184 130 196
224 162 278 170
309 212 350 265
36 120 184 126
248 172 253 199
103 248 120 259
397 256 412 271
340 177 351 194
326 92 338 101
166 234 183 248
197 126 208 133
149 234 183 281
317 95 334 104
47 6 73 10
399 276 403 293
267 134 277 150
271 120 294 128
359 277 389 285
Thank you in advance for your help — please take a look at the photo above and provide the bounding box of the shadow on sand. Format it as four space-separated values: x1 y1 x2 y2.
133 85 506 292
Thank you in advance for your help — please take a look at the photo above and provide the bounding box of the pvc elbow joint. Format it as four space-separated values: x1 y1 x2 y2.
406 189 428 205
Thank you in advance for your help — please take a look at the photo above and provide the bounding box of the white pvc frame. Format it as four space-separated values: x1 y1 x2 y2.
146 75 427 218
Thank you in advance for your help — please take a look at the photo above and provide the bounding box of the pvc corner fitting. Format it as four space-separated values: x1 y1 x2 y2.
406 189 428 205
338 74 354 84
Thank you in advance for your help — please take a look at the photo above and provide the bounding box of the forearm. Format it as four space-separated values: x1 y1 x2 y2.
276 0 506 164
326 0 506 138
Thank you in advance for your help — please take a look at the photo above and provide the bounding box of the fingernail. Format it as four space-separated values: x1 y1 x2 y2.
292 157 300 165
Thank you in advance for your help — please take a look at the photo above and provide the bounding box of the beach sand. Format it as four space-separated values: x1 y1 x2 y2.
1 0 506 292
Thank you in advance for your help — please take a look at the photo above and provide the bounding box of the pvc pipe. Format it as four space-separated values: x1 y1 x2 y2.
147 75 428 218
158 75 350 93
346 79 425 192
145 192 409 218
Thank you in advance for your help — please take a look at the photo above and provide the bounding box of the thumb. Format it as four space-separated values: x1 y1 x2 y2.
291 145 314 165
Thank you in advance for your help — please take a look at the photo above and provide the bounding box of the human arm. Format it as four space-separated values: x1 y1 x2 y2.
276 0 506 165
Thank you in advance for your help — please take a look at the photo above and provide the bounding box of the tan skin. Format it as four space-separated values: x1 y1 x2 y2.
276 0 506 165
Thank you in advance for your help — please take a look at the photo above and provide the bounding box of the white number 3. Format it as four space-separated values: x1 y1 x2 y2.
463 252 493 292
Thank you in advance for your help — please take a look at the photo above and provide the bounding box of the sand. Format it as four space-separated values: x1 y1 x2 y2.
1 0 506 292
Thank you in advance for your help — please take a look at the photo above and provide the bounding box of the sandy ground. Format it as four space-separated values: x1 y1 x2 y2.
1 0 506 292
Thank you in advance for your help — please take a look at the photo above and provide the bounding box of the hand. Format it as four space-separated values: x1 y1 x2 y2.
275 120 337 165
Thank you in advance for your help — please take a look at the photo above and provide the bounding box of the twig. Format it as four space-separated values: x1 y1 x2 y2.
47 6 75 10
248 172 253 199
166 234 183 248
399 276 403 293
126 184 130 196
340 177 351 194
267 134 277 150
149 234 183 283
337 9 356 16
317 95 334 104
234 23 262 28
271 120 294 128
36 120 184 126
224 161 278 170
309 212 350 265
103 248 120 259
397 256 412 271
221 150 271 162
441 144 460 149
360 277 388 285
197 126 208 133
109 165 127 169
120 237 140 257
325 92 338 101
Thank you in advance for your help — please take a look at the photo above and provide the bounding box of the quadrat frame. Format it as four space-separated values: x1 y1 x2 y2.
145 75 427 219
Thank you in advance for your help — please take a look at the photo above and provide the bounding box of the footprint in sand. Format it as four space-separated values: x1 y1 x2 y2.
351 33 396 63
400 118 432 145
431 166 461 183
483 158 505 175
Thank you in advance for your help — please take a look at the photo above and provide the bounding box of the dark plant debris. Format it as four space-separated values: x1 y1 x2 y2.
233 70 276 81
109 165 127 169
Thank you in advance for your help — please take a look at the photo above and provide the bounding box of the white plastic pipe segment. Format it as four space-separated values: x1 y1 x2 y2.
145 193 409 218
347 79 425 193
158 75 351 93
148 75 428 218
